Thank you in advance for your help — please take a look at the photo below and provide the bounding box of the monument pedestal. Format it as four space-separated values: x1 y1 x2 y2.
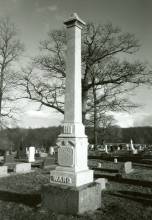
50 134 93 187
50 169 93 187
41 182 101 215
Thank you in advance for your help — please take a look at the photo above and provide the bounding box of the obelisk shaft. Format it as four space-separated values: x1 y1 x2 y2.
64 25 82 123
62 14 86 137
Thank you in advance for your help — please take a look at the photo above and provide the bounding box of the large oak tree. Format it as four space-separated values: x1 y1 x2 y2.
19 23 152 138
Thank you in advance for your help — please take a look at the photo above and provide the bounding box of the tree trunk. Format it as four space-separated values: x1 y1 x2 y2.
0 67 4 118
93 80 98 146
82 85 88 124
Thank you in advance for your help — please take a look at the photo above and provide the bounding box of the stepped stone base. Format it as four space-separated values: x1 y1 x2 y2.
41 182 101 214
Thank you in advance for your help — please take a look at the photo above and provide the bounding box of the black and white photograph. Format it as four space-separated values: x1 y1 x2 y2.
0 0 152 219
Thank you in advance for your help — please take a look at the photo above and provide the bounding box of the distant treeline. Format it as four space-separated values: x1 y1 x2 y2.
0 126 152 151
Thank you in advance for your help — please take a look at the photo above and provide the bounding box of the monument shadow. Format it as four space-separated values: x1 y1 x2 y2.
0 190 41 207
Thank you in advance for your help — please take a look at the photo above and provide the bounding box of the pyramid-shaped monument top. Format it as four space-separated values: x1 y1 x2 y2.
64 13 86 27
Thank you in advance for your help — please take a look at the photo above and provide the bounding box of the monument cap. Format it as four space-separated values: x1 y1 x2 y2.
64 13 86 28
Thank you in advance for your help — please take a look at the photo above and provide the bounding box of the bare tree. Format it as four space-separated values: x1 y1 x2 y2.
19 23 152 128
0 17 24 126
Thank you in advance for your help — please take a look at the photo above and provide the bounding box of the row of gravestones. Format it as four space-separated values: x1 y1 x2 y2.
0 155 56 178
1 146 57 174
18 146 56 161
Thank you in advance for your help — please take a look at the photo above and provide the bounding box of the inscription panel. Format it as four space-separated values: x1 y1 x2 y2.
50 175 72 184
58 146 74 167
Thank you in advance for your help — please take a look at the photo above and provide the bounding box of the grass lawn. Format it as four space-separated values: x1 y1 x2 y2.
0 168 152 220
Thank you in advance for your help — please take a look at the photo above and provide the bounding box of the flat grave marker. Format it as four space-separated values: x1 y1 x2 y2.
0 166 8 177
15 163 31 174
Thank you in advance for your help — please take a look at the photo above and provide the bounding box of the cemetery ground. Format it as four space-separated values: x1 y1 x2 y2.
0 162 152 220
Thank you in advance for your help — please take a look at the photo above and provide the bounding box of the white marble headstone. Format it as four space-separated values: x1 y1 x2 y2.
28 146 35 162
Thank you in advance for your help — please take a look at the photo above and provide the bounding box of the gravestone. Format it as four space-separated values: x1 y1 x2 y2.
95 178 108 191
130 139 138 154
97 162 102 168
42 13 101 215
0 166 8 177
15 163 31 173
126 144 130 151
105 145 108 153
49 147 55 155
114 157 118 163
27 146 35 162
124 161 133 174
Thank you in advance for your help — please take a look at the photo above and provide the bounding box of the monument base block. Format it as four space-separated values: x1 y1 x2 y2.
41 182 101 215
50 169 93 187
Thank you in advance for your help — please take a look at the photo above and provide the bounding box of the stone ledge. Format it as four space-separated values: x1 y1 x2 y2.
41 182 101 214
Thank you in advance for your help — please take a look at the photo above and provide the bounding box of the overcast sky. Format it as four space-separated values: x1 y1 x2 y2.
1 0 152 128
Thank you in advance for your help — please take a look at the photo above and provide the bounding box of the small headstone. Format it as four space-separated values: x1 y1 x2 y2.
0 166 8 177
90 144 94 150
27 146 35 162
130 139 137 154
5 151 10 156
124 161 133 174
15 163 31 173
95 178 108 191
49 147 55 155
97 162 102 168
114 157 118 163
105 145 108 153
126 144 130 151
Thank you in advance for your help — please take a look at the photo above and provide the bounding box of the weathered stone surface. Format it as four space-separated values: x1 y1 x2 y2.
15 163 31 173
95 178 108 191
124 161 133 174
41 182 101 214
0 166 8 177
58 146 74 167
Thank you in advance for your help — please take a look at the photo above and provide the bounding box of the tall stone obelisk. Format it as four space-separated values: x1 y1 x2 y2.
42 14 101 215
50 13 93 187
